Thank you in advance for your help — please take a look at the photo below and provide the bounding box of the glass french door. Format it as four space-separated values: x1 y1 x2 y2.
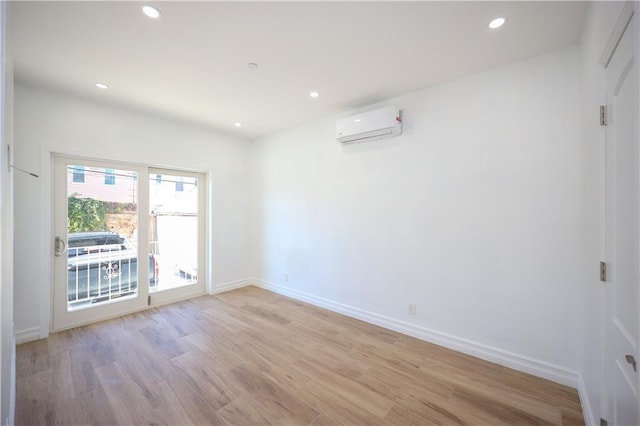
147 168 205 305
52 156 205 331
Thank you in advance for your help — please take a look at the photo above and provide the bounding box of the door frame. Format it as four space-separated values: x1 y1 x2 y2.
44 149 212 333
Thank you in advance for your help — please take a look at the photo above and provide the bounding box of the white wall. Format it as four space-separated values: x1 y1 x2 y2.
252 46 585 384
0 0 15 423
13 83 252 340
578 2 628 424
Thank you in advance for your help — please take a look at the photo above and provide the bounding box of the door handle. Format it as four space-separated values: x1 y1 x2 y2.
625 355 637 372
55 236 66 257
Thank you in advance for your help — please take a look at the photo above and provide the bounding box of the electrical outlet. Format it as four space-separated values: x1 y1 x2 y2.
408 303 416 316
284 272 289 282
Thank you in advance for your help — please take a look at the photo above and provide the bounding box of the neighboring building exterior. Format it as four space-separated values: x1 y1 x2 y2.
67 165 137 204
66 166 197 210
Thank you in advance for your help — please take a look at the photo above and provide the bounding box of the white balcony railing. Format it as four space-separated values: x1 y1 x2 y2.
67 244 138 309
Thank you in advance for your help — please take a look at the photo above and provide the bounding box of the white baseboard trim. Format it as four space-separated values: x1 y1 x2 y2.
212 278 253 294
9 323 16 426
15 327 41 344
577 374 596 426
253 279 581 390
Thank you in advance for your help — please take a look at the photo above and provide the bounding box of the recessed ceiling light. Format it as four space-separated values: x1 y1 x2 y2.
95 82 109 90
247 63 259 70
234 122 242 127
142 5 161 19
309 91 320 98
489 17 506 29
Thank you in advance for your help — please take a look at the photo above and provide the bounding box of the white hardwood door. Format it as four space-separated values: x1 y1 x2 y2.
604 10 639 426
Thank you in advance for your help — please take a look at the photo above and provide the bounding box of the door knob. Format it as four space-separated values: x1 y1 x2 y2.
625 354 637 372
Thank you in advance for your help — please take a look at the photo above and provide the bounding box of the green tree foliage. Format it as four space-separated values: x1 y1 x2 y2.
67 196 107 232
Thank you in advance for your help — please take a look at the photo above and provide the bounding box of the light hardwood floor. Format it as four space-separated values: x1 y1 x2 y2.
16 286 584 425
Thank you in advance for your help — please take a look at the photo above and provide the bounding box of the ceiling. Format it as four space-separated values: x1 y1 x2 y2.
9 1 589 141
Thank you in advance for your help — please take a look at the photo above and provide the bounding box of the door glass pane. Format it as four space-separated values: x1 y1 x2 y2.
67 165 139 310
149 173 198 291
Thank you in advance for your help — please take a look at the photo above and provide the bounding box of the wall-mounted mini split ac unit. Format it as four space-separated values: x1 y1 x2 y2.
335 106 402 144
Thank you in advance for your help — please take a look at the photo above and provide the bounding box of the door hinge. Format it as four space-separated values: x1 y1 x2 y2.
148 295 151 306
600 105 608 126
600 418 608 426
600 261 607 282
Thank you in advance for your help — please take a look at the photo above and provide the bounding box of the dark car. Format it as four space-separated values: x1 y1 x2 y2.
67 231 158 307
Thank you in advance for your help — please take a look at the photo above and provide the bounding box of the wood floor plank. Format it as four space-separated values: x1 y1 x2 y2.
420 358 564 424
149 379 199 425
384 398 474 426
562 407 587 426
502 367 583 412
420 342 505 382
216 394 273 425
356 362 454 406
297 380 385 425
16 286 584 425
16 369 55 425
449 386 561 425
16 338 52 379
84 330 118 368
53 385 119 426
295 340 368 381
179 332 245 372
171 350 244 409
161 363 227 424
94 361 167 425
109 343 171 391
290 358 395 419
67 345 100 396
229 339 313 389
226 364 319 424
138 324 188 359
